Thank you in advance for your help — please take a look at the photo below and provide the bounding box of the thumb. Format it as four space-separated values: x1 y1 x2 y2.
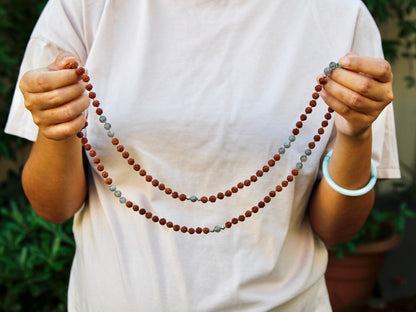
47 52 79 71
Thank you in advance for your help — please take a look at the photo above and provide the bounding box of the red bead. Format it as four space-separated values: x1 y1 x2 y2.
209 196 216 202
322 121 329 127
111 138 119 145
225 222 232 228
273 154 281 162
145 212 152 219
85 83 93 91
196 227 203 234
165 188 172 195
139 209 146 215
122 151 129 159
312 92 320 99
325 113 332 120
152 216 159 223
328 107 334 113
93 157 100 164
145 175 153 182
133 164 141 171
256 170 263 177
173 225 180 231
245 211 252 218
232 218 238 224
179 194 187 201
126 201 133 208
305 107 312 114
300 114 307 121
238 215 245 222
269 191 276 197
77 132 84 138
89 150 96 157
159 218 167 225
287 175 294 182
203 227 210 234
315 85 323 92
250 175 258 182
133 205 139 211
258 201 265 208
128 158 135 165
152 180 159 187
263 165 270 172
282 181 289 187
82 75 90 82
201 196 208 203
172 192 179 199
158 184 165 190
81 137 88 145
92 100 100 107
96 165 104 171
292 128 300 135
310 100 317 107
96 108 103 115
102 171 109 178
318 128 325 135
225 190 232 197
309 142 316 149
188 228 195 234
217 192 225 199
105 178 112 185
292 169 299 176
237 182 244 189
276 185 283 192
231 187 238 193
89 92 96 99
244 180 251 186
296 121 303 128
139 169 146 176
264 196 271 203
76 67 85 75
314 135 321 142
181 226 188 233
117 145 124 152
319 77 327 85
167 222 173 228
252 206 259 213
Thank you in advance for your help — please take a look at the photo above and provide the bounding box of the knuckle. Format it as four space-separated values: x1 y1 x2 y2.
35 74 51 91
348 93 361 109
45 90 62 106
380 60 392 76
357 79 372 94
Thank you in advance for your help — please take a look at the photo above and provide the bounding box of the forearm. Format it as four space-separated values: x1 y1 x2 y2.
308 128 375 248
22 133 88 224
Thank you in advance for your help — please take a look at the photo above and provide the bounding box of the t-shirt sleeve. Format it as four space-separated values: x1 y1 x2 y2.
4 0 88 142
325 2 401 179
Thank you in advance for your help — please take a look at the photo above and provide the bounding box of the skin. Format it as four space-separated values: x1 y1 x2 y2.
20 52 394 248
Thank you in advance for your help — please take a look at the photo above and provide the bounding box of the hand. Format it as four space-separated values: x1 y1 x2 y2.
19 53 89 140
319 53 393 138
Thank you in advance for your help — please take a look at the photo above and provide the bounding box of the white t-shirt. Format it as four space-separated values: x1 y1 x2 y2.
5 0 400 311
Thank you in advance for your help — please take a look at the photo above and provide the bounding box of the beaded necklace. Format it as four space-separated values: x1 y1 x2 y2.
69 61 340 235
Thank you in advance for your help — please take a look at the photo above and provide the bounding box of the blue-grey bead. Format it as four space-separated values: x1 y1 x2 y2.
114 190 122 198
324 67 331 75
109 185 117 192
279 147 286 154
305 149 312 156
289 135 296 142
107 130 115 137
329 61 338 70
213 226 222 233
99 116 107 123
296 162 303 170
300 155 308 162
104 123 111 130
189 195 198 202
284 141 291 148
119 197 127 204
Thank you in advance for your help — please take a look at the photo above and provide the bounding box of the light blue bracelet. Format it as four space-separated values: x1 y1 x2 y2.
322 150 377 197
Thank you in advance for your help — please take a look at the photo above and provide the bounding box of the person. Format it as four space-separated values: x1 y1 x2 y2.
5 0 401 311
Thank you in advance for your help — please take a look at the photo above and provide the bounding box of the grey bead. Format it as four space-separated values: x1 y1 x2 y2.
305 149 312 156
107 130 115 137
284 141 291 148
114 190 122 198
213 226 222 233
296 162 303 170
289 135 296 142
329 61 338 70
279 147 286 154
119 197 127 204
324 67 331 75
109 185 117 192
104 123 111 130
99 116 107 123
300 155 308 162
189 195 198 202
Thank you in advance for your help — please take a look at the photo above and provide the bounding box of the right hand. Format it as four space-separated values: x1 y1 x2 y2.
19 52 90 140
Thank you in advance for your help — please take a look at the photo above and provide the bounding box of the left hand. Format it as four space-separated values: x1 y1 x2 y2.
318 53 393 138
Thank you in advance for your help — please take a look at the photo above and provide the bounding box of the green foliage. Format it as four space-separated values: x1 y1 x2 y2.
0 170 75 312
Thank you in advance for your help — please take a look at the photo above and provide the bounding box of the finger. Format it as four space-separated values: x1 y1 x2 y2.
325 68 392 103
33 93 90 127
41 113 87 141
25 80 87 111
322 76 384 115
48 52 79 71
339 55 393 83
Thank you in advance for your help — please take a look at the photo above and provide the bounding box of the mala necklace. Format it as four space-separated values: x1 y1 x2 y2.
69 61 340 235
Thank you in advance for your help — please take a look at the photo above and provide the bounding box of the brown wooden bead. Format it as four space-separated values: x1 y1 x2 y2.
133 205 139 211
152 180 159 187
232 218 238 224
325 113 332 120
196 227 203 234
159 218 167 225
305 107 312 114
225 222 232 228
117 145 124 152
158 184 165 190
181 226 188 233
92 100 100 107
269 190 276 197
309 142 316 149
328 107 334 113
172 192 179 199
292 128 300 135
300 114 307 121
102 171 109 178
225 190 232 197
252 206 259 213
273 154 281 161
76 67 85 75
165 188 173 195
263 165 270 172
188 228 195 234
238 215 245 222
89 92 96 99
258 201 265 208
64 63 71 69
93 157 100 164
245 211 252 218
167 222 173 228
237 182 244 189
244 180 251 187
282 181 289 187
77 132 84 138
173 225 180 231
318 128 325 135
201 196 208 203
105 178 112 185
145 175 153 182
111 138 119 145
209 195 216 203
81 137 88 145
276 185 283 192
179 194 187 201
217 192 225 199
122 151 129 159
152 216 159 223
139 169 146 176
250 175 258 182
287 175 294 182
256 170 263 177
268 159 275 167
296 121 303 128
85 83 93 91
292 169 299 176
322 121 329 127
139 209 146 215
312 92 320 99
96 108 103 115
314 135 321 142
126 201 133 208
231 187 238 193
145 212 152 219
203 227 210 234
319 77 327 85
89 150 96 157
82 75 90 82
264 196 271 203
315 85 323 92
310 100 317 107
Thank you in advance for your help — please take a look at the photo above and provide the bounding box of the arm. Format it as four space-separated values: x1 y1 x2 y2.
20 53 90 224
309 54 394 248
